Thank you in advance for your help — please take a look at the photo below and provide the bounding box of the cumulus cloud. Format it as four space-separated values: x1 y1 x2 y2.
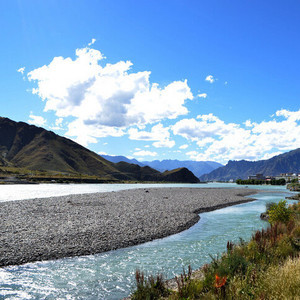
65 118 125 146
205 75 215 83
26 43 193 145
173 113 238 141
128 123 175 148
197 93 207 99
196 137 215 148
153 140 175 148
28 113 47 127
133 150 157 157
128 124 168 141
275 109 300 121
179 144 189 149
173 109 300 163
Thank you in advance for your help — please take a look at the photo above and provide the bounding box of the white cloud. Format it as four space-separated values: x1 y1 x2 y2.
26 44 193 145
128 123 175 148
50 117 64 130
196 137 215 148
144 145 150 148
128 123 169 140
133 150 157 157
197 93 207 99
186 150 197 156
179 144 189 149
276 109 300 121
205 75 215 83
55 118 63 126
28 113 47 127
65 118 124 146
17 67 25 74
260 151 284 160
88 38 96 46
98 151 108 155
173 109 300 163
244 119 254 127
173 113 238 141
153 140 175 148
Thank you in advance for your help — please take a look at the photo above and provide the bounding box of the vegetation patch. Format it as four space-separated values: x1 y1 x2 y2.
236 178 286 185
131 201 300 299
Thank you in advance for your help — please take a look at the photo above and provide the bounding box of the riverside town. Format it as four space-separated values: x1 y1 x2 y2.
248 173 300 183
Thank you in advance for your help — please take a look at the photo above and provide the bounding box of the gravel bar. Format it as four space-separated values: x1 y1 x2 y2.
0 187 257 267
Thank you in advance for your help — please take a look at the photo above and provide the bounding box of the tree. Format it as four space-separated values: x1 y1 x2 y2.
268 200 292 225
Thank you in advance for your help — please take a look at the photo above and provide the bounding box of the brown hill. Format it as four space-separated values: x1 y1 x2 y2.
0 117 199 183
162 167 200 183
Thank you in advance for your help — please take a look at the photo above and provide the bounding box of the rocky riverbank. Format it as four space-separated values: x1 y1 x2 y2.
0 187 257 267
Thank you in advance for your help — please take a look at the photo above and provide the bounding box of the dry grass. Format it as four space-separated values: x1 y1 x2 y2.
257 257 300 299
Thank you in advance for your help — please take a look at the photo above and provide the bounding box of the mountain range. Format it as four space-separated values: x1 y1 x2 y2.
200 149 300 181
101 155 223 178
2 116 299 183
0 117 199 183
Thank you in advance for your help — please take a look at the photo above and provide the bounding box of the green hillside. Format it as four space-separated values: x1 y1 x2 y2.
0 117 199 183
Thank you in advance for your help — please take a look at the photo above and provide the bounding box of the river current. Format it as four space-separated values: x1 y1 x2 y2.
0 183 295 299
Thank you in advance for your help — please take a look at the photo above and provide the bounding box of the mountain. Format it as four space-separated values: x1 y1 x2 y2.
114 162 199 183
0 117 199 183
141 159 223 178
161 167 201 183
200 149 300 181
101 155 145 167
102 155 222 178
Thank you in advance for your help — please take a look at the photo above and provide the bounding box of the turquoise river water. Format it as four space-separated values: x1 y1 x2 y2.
0 183 296 299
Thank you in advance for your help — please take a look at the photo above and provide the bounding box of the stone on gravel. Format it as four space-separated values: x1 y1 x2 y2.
0 187 257 267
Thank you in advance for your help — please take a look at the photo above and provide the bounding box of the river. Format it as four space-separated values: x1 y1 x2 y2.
0 183 295 299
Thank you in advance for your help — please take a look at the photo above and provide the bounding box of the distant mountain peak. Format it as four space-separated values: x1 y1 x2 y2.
200 149 300 181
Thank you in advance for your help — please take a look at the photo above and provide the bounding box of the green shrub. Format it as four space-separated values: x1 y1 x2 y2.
274 236 295 258
131 270 170 300
266 201 276 213
268 200 292 225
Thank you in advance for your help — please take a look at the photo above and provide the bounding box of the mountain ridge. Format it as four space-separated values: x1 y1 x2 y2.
101 155 223 177
0 117 199 183
200 149 300 181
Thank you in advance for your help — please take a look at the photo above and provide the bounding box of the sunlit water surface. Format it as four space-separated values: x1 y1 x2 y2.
0 183 295 299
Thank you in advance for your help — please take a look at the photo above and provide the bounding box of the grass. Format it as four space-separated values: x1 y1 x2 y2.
131 201 300 299
131 270 170 300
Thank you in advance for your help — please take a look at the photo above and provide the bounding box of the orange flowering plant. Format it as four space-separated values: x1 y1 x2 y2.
214 274 227 288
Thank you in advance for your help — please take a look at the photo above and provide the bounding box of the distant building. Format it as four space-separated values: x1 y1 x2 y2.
248 172 300 183
275 173 300 182
248 174 265 180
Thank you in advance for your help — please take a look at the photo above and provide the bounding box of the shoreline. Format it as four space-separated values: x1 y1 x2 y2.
0 188 258 268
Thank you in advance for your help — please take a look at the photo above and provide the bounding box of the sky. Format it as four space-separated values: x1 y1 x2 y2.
1 0 300 164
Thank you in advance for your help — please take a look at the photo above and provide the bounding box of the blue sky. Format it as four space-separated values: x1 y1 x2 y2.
1 0 300 164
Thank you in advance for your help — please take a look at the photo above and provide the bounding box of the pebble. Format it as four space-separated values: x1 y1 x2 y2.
0 187 257 267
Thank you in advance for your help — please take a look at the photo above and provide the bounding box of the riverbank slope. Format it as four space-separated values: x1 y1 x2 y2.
0 188 257 267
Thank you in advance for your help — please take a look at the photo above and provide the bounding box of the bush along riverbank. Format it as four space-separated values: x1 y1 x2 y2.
131 200 300 299
236 178 286 185
287 182 300 192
